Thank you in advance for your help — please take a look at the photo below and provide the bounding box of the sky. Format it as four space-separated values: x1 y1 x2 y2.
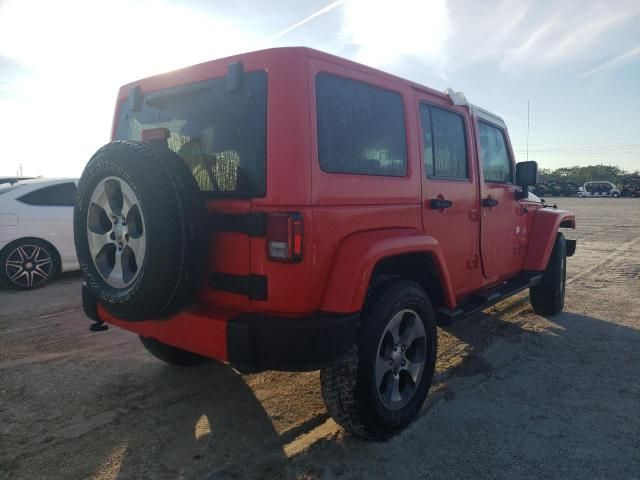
0 0 639 177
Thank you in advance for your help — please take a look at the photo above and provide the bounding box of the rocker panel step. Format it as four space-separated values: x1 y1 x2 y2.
436 272 542 325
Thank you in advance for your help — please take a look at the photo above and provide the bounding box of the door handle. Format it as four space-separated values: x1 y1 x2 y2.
482 197 498 208
429 198 453 209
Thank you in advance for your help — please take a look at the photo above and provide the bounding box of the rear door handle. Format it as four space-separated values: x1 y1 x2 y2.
482 197 498 208
429 198 453 209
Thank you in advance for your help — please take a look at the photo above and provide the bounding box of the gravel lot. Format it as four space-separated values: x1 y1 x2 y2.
1 198 639 479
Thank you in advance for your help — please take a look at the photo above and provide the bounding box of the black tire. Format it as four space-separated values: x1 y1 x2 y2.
139 336 211 366
0 238 59 290
320 280 438 440
74 141 207 320
530 233 566 315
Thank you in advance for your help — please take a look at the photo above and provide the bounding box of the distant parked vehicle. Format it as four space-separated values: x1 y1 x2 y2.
531 182 552 197
577 181 620 198
0 177 35 186
0 178 79 289
549 181 580 197
621 178 640 198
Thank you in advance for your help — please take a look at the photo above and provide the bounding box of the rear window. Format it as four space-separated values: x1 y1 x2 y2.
115 70 267 197
18 182 77 206
316 73 407 177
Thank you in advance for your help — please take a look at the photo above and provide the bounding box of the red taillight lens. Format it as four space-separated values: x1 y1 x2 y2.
266 213 303 262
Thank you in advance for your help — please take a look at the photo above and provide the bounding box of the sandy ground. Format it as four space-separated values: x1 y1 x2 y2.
1 198 639 479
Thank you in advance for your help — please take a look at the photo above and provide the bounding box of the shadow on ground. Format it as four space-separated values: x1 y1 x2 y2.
3 304 639 480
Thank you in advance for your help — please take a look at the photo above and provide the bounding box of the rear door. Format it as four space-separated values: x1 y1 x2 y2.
476 119 523 280
415 93 481 295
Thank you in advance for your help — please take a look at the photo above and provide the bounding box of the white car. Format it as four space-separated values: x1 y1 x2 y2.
577 181 621 198
0 178 79 289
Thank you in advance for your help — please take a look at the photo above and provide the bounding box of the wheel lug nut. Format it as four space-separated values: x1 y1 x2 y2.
112 216 118 224
401 360 406 367
389 360 393 366
401 345 406 351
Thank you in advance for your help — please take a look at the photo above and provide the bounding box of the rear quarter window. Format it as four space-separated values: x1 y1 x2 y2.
316 73 407 177
17 182 77 206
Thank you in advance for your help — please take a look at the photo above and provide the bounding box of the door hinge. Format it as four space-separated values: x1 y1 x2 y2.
467 255 479 269
514 240 528 255
468 209 480 221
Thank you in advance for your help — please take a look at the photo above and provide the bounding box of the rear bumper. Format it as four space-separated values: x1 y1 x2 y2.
82 285 358 373
227 312 359 373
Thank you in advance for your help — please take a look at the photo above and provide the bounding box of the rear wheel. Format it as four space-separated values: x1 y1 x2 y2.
0 238 59 290
139 336 211 366
320 280 437 440
530 233 566 315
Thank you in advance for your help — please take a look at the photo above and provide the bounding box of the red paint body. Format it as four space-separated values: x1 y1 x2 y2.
103 48 574 362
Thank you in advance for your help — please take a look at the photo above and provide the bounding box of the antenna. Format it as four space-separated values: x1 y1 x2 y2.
527 100 530 162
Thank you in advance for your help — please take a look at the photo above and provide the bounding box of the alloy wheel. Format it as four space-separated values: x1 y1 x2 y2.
86 177 146 288
5 244 53 288
375 309 427 410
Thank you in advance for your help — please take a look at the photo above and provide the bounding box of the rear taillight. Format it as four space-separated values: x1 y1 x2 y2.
266 213 303 263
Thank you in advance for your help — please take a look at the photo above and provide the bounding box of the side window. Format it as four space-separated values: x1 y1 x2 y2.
420 104 468 179
18 182 77 206
316 73 407 176
478 122 513 184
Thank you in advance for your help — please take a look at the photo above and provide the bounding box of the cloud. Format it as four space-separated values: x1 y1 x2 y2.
442 0 640 74
271 0 347 40
580 45 640 77
340 0 450 72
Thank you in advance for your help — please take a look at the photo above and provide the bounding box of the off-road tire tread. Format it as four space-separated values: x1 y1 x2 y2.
320 280 438 440
530 233 566 315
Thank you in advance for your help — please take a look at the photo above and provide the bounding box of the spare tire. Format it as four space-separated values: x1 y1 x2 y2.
74 141 207 320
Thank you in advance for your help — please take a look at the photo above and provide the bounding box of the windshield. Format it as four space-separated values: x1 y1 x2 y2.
0 185 21 195
115 70 267 197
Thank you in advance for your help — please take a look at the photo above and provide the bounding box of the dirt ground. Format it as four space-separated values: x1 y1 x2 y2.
1 198 639 479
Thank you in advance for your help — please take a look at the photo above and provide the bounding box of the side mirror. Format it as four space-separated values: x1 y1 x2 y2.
515 161 538 199
516 161 538 186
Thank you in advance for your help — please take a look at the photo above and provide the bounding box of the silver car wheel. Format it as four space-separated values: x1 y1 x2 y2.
375 308 427 411
86 176 146 289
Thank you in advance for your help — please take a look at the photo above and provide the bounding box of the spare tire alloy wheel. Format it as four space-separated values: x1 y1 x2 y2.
75 141 206 321
87 177 145 288
3 241 55 289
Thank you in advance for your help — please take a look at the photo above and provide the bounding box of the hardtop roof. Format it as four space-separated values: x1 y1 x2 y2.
119 46 506 129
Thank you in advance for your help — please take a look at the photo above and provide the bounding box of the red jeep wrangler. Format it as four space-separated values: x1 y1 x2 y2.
75 47 576 440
